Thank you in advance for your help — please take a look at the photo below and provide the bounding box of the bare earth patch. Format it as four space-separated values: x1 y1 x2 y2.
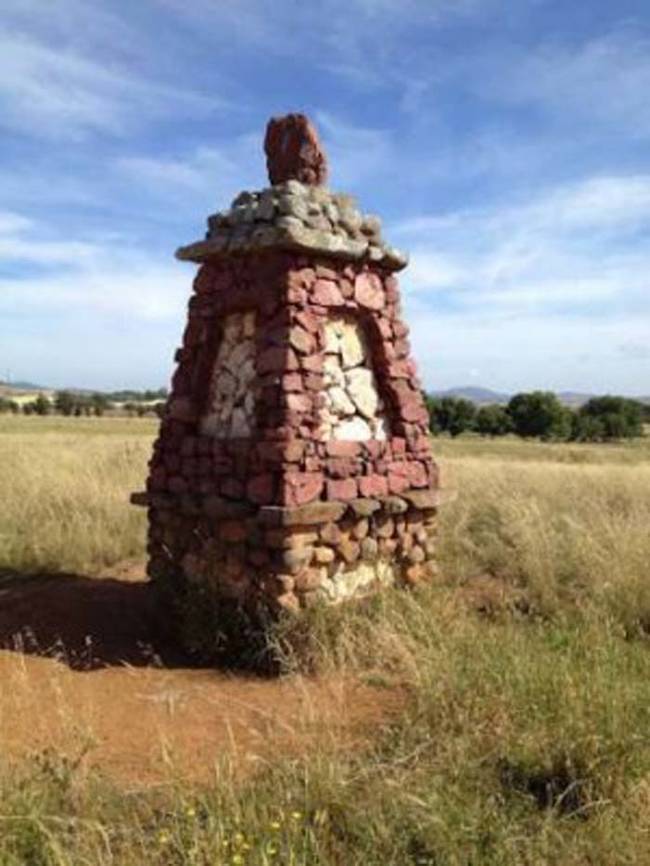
0 565 402 786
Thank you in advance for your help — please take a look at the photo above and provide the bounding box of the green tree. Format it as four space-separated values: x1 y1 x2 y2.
434 397 477 438
33 394 52 416
576 396 643 441
55 390 75 416
424 394 443 435
0 397 19 414
507 391 573 441
90 393 112 417
571 414 605 442
475 404 512 437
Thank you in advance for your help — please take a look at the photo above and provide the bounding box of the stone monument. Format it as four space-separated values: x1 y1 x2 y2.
132 113 439 662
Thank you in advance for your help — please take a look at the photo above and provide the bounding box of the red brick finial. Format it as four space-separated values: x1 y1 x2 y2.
264 113 328 186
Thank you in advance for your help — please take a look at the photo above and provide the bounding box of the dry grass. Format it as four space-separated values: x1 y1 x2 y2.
0 416 152 574
1 418 649 864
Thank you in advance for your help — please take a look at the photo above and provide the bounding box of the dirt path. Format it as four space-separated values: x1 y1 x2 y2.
0 566 401 786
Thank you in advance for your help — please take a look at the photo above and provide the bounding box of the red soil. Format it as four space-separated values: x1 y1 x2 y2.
0 565 401 786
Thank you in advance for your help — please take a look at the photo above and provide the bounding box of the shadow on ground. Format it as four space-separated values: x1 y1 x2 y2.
0 571 190 671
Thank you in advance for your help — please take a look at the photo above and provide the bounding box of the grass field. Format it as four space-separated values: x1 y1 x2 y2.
1 416 649 864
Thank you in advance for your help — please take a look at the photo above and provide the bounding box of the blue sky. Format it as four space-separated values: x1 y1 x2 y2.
1 0 649 394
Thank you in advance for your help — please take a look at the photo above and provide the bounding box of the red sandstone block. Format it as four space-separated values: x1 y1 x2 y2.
359 475 388 497
326 457 359 478
304 373 324 391
163 454 181 472
326 441 361 457
287 286 307 305
312 279 344 306
364 441 385 459
354 272 384 310
148 467 167 491
407 461 429 488
326 478 358 501
287 267 316 290
257 346 299 373
301 355 324 373
387 360 410 378
295 310 320 333
168 397 197 422
281 472 324 506
387 465 410 494
288 325 315 355
393 320 409 338
168 475 188 494
192 267 214 294
219 520 248 543
339 278 354 299
247 474 276 504
376 317 392 339
315 265 339 280
286 393 312 412
220 477 244 499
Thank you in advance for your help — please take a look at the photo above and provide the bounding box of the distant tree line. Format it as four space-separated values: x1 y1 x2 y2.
425 391 647 442
0 390 166 418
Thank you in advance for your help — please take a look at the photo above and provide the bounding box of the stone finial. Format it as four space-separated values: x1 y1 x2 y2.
264 113 328 187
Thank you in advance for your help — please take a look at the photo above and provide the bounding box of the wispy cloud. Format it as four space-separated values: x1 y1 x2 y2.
0 212 187 320
0 26 220 139
394 174 650 321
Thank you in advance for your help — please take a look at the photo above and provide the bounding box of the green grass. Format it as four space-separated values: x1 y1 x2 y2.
1 418 649 864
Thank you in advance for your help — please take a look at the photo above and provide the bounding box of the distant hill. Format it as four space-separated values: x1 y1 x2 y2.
430 387 650 407
0 380 47 392
430 386 510 405
3 379 648 407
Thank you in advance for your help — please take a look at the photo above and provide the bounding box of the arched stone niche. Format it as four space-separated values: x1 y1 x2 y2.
319 314 390 441
200 311 257 438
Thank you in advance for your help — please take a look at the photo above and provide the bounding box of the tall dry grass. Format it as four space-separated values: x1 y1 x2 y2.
0 419 649 864
0 416 153 574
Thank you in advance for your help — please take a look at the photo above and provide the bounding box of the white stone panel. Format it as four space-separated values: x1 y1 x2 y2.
201 312 257 438
319 316 389 441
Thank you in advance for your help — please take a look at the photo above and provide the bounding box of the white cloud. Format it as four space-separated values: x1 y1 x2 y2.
393 174 650 321
0 28 219 139
473 28 650 138
0 213 188 321
407 305 650 395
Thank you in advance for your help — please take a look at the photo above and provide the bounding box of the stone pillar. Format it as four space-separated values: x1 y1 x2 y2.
132 114 439 663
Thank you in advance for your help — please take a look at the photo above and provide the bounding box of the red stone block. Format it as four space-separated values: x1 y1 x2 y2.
257 346 299 373
326 441 361 457
315 265 339 280
295 310 320 333
358 475 388 497
354 272 384 310
326 458 359 478
301 355 324 373
168 475 188 494
286 393 312 412
221 477 244 499
326 478 358 501
281 472 324 506
288 325 315 355
406 461 429 488
387 463 409 494
247 474 276 504
282 373 303 392
312 279 344 306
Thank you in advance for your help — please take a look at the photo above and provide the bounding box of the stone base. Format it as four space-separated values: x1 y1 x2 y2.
133 488 438 663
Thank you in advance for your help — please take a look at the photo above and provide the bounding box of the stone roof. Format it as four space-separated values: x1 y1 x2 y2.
175 179 409 271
